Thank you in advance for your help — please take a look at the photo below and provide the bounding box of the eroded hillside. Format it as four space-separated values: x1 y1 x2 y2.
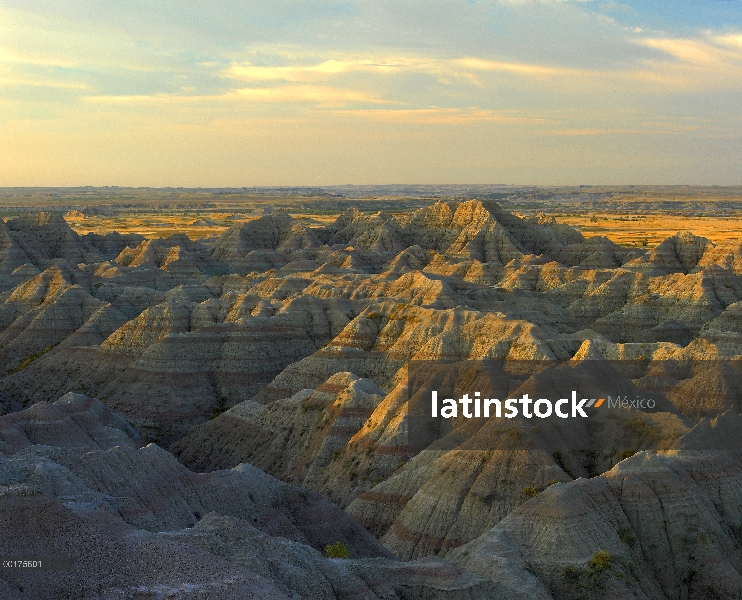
3 200 742 599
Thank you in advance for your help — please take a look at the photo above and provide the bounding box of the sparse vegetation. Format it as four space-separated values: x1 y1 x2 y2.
11 344 57 373
504 427 525 440
325 542 350 559
618 526 636 548
562 565 582 586
561 551 614 598
588 550 612 571
210 395 228 419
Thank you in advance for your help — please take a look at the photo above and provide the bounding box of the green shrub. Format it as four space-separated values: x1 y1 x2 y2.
562 565 582 586
588 550 612 572
11 344 56 373
326 542 350 559
505 427 524 440
618 526 636 547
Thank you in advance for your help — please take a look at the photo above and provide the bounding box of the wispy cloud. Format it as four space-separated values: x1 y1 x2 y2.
716 34 742 50
0 47 80 68
330 107 550 124
83 85 389 107
234 85 388 105
546 125 698 136
82 93 228 104
226 54 586 86
222 38 742 104
225 59 407 82
0 76 89 90
634 33 742 90
454 57 583 77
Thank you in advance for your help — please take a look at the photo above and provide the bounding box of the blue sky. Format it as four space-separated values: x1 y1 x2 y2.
1 1 740 185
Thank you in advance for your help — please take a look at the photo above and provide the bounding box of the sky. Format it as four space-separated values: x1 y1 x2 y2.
0 0 741 186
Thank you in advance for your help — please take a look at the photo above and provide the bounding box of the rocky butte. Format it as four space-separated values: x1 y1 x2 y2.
2 200 742 598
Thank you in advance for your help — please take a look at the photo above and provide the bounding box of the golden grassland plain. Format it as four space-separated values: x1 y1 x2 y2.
553 214 742 247
536 190 742 247
1 187 741 249
63 211 339 239
65 211 742 248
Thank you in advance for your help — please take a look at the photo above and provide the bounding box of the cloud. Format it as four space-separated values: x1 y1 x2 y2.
225 59 393 82
633 33 742 90
223 33 742 102
0 47 79 68
0 77 89 90
80 34 742 115
330 107 550 124
642 37 733 66
455 57 583 77
234 85 388 105
546 125 698 136
716 34 742 50
227 54 585 83
83 85 388 107
81 93 226 104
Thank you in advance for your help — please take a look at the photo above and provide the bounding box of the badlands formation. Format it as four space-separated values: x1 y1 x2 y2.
1 200 742 598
